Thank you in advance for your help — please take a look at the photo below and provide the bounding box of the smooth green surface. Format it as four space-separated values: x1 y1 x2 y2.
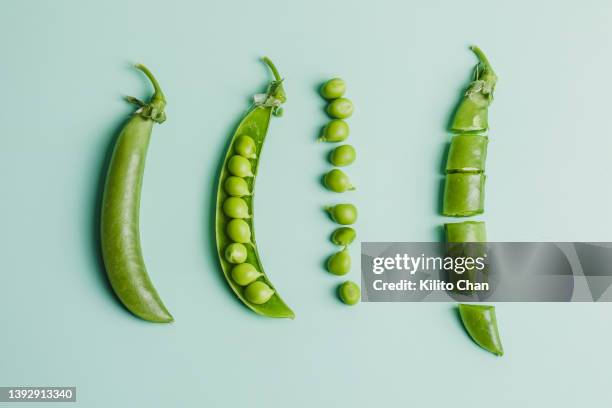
99 66 172 323
445 221 487 243
443 173 486 216
2 0 612 407
446 134 488 172
459 304 504 356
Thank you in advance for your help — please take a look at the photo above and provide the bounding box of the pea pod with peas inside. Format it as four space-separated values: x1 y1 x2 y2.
100 64 173 323
214 57 294 318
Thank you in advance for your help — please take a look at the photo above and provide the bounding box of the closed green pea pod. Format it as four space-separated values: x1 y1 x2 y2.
331 226 356 246
227 155 253 177
223 197 250 219
234 135 257 159
459 304 504 356
327 249 351 276
231 263 262 286
225 243 248 264
244 281 275 304
443 173 485 217
224 176 250 197
226 219 251 243
330 144 356 167
100 64 172 323
446 135 488 173
327 98 354 119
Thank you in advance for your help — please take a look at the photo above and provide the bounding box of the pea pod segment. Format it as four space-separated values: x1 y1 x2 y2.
458 304 504 356
214 58 294 319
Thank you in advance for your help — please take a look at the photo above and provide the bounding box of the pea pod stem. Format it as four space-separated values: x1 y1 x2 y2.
262 57 281 82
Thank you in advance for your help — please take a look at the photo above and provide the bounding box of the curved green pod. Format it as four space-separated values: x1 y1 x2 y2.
450 46 497 134
458 304 504 356
443 173 485 217
100 64 173 323
215 58 294 319
446 134 488 173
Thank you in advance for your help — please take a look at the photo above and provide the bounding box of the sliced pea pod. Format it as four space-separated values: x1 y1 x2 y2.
450 46 497 134
442 173 485 217
445 221 486 243
446 134 488 173
445 221 488 292
215 57 294 319
458 304 504 356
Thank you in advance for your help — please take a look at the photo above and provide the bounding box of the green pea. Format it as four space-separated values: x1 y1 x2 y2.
319 120 349 143
326 203 358 225
231 263 262 286
225 243 248 264
327 98 354 119
320 78 346 100
234 135 257 159
324 169 355 193
223 197 250 219
338 281 360 305
331 227 356 246
327 249 351 276
224 176 251 197
226 219 251 243
329 144 356 167
244 281 275 304
227 155 253 177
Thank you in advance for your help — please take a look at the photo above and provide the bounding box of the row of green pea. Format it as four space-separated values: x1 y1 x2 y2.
319 78 360 306
222 136 277 305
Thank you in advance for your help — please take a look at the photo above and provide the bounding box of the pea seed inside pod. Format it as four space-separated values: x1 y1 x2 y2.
319 119 349 143
338 281 360 305
326 203 358 225
329 144 356 167
320 78 346 100
227 155 253 177
327 248 351 276
231 263 262 286
331 226 356 246
326 98 354 119
225 243 248 264
324 169 355 193
234 135 257 159
224 176 251 197
223 197 250 219
244 281 275 304
226 219 251 243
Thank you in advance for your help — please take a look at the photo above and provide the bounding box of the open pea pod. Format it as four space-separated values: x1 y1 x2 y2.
215 58 294 319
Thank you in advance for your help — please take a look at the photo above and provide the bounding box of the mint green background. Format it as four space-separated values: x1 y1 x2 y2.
1 0 612 406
